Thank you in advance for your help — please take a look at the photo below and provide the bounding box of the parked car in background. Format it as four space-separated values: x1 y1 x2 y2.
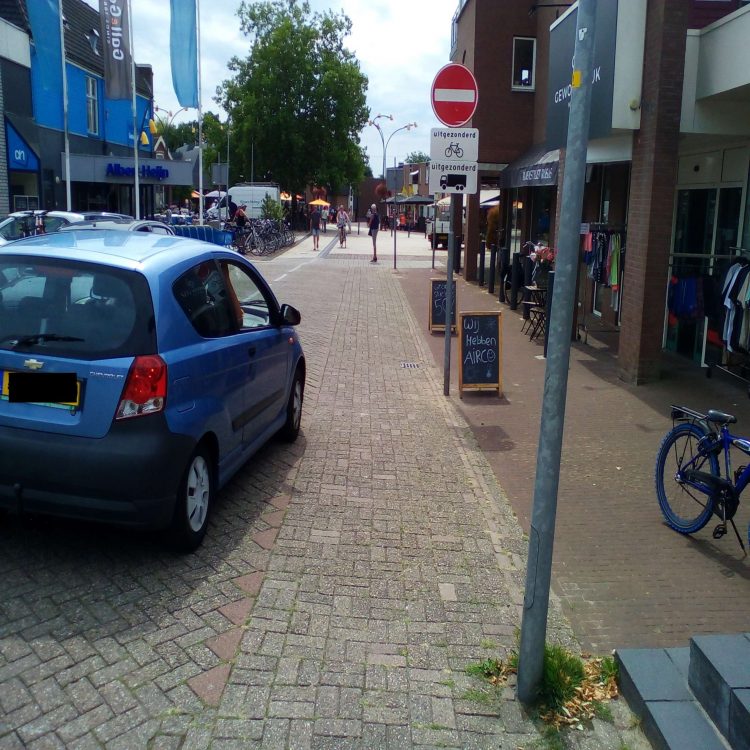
59 219 175 235
0 231 305 551
0 211 132 246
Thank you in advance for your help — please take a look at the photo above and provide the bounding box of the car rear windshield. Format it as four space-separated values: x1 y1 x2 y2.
0 255 156 359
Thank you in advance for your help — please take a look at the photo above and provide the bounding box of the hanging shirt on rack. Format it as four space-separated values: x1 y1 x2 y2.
722 262 750 352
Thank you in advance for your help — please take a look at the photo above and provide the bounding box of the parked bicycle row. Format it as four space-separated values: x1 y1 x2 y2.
224 218 295 256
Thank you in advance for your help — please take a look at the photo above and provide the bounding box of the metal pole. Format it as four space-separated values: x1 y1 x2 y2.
517 0 597 705
393 199 397 270
443 193 457 396
128 0 139 219
58 0 71 211
196 0 204 225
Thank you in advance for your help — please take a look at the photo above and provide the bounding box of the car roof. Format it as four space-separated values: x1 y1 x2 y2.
58 219 174 233
7 210 132 221
3 230 234 274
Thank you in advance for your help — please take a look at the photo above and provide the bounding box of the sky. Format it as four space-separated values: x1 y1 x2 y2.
85 0 458 179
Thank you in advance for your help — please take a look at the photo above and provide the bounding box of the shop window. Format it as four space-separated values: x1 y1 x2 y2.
512 38 536 91
86 76 99 135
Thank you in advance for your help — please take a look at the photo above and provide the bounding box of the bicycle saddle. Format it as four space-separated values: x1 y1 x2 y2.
706 409 737 425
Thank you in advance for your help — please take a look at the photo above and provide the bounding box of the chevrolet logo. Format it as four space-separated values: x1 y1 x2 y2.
23 359 44 370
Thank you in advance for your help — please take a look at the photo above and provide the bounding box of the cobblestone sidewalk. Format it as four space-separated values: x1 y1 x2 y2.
0 254 647 749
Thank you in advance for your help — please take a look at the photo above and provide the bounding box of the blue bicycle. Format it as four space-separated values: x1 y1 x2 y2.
655 405 749 553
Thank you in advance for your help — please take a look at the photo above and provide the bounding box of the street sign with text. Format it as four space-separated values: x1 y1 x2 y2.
428 160 478 194
429 127 479 162
431 64 479 127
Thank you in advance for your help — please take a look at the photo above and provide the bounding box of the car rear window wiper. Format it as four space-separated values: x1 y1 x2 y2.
0 333 85 348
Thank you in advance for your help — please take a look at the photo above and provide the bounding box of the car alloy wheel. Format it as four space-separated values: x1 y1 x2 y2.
185 454 211 533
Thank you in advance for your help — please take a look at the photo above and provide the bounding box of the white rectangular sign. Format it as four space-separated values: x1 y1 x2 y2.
429 127 479 162
428 159 478 194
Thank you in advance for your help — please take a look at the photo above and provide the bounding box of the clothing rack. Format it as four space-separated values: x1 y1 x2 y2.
577 224 626 344
708 248 750 396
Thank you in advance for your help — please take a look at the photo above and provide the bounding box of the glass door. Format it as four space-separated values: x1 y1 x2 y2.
666 186 743 364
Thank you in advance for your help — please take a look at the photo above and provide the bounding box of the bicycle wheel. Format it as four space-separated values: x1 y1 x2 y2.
655 422 718 534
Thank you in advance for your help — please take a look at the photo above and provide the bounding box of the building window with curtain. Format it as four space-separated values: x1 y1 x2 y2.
86 76 99 135
512 37 536 91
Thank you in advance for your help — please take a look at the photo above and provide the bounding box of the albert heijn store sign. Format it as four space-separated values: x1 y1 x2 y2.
546 0 647 150
63 153 194 186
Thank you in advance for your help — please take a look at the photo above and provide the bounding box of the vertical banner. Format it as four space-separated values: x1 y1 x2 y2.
99 0 131 100
170 0 199 108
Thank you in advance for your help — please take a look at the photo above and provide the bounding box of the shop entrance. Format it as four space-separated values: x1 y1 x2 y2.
666 185 743 364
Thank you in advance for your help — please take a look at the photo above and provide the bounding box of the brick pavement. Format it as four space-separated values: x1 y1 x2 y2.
397 234 750 654
0 231 649 749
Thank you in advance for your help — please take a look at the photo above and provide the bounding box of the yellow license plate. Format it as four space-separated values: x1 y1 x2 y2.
1 371 81 409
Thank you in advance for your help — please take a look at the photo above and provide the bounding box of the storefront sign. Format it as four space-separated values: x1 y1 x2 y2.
106 163 170 180
6 122 40 172
546 0 618 150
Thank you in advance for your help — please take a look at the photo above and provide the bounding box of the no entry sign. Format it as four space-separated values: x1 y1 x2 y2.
431 63 479 127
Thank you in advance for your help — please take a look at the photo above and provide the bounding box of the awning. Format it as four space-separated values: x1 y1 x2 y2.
479 189 500 206
501 145 559 188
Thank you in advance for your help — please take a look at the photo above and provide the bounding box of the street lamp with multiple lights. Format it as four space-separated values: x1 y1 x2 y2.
152 105 190 145
367 114 418 181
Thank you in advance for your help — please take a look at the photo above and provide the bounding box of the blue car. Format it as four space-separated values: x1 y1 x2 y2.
0 231 305 551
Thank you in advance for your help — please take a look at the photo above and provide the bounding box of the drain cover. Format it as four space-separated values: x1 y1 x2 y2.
400 362 421 369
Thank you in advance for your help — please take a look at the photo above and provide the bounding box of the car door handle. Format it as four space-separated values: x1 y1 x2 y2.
248 347 256 358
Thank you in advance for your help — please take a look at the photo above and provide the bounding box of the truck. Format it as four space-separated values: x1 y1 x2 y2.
206 183 280 221
426 201 451 248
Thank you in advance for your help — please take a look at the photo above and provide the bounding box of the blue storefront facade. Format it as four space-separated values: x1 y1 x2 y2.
1 0 190 216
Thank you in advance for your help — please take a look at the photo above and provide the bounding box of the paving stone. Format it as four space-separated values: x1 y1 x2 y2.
0 247 650 750
206 628 244 661
188 664 231 707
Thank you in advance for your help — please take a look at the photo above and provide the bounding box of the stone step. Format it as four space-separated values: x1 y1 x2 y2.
616 647 731 750
689 634 750 750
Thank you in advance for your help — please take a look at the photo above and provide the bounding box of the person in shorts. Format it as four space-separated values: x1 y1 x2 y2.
336 204 350 248
368 203 379 262
310 207 321 250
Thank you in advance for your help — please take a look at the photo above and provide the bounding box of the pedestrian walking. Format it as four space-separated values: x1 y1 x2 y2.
310 206 322 250
321 207 327 234
368 203 379 262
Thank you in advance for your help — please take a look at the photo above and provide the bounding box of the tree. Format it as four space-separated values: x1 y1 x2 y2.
218 1 370 202
404 150 430 164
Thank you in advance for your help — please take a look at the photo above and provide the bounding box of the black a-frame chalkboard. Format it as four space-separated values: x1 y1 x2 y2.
428 278 457 333
458 311 503 397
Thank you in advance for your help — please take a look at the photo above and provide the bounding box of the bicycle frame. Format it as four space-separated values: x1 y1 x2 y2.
673 414 750 499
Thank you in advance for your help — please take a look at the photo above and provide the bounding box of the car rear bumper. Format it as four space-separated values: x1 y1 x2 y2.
0 416 196 528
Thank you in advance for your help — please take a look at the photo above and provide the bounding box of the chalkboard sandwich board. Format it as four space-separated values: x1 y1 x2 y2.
458 311 503 398
429 278 457 333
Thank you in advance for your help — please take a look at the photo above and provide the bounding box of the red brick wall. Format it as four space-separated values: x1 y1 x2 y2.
618 0 690 384
453 0 539 165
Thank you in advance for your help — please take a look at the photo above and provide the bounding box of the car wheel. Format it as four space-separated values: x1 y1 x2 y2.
169 446 214 552
279 368 304 442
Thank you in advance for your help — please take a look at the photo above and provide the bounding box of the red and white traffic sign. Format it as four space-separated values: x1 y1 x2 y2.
431 63 479 127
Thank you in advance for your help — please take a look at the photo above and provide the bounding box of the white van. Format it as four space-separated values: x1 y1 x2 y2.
206 183 280 221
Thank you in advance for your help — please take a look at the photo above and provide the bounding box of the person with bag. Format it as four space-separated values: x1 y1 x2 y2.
368 203 379 263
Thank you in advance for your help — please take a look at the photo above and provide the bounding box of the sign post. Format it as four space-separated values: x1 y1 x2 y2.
430 64 479 397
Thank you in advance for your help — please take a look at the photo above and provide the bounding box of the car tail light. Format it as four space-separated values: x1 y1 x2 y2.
116 355 167 420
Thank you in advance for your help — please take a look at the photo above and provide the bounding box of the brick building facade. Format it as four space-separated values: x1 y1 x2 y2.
452 0 750 385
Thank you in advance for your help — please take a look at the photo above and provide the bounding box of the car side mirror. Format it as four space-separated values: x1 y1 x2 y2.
280 303 301 326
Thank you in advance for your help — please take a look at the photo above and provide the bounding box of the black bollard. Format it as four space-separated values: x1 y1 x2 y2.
478 240 486 286
488 245 497 294
510 254 522 311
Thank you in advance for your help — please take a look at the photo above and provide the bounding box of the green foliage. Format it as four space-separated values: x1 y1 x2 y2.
460 687 496 705
404 150 430 164
218 0 370 196
599 655 618 684
593 700 614 723
539 725 565 750
466 658 503 678
260 195 284 220
539 643 585 712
